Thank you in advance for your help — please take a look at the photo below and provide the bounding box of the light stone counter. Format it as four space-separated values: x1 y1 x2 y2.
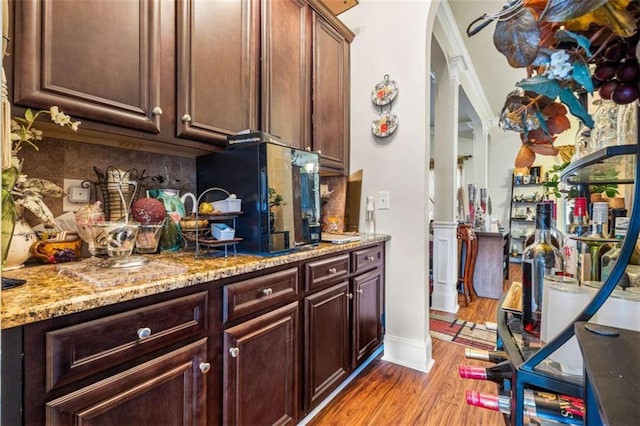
1 235 389 329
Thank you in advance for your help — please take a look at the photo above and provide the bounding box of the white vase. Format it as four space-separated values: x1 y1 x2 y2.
3 218 37 270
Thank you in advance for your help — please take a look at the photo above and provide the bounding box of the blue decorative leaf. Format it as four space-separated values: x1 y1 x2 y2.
555 29 593 57
534 110 550 137
572 57 594 94
516 77 562 99
559 88 594 128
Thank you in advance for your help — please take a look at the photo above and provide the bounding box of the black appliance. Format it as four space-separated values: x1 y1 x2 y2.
196 142 321 254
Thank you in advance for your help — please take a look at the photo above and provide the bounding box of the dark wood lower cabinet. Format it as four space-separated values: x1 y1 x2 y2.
353 267 384 366
223 302 299 426
45 338 209 425
303 281 350 412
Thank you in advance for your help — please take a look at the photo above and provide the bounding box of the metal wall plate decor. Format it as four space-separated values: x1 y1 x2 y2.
371 74 399 137
372 112 398 138
371 74 399 106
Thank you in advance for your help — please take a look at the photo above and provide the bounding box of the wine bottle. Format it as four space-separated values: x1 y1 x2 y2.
582 201 613 281
601 216 629 283
563 197 589 278
465 390 584 425
464 348 508 363
458 360 512 383
522 203 564 336
544 200 566 250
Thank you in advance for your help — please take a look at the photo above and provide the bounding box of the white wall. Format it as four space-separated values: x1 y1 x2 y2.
341 0 435 372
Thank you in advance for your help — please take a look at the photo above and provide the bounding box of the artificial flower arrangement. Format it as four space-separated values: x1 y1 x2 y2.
468 0 640 169
1 107 81 263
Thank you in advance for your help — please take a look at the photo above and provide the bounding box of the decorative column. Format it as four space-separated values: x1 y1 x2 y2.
431 55 466 313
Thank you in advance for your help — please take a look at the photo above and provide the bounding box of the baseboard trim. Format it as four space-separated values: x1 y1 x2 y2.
381 334 434 373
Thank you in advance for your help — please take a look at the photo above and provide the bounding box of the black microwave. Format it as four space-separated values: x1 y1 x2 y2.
196 142 321 254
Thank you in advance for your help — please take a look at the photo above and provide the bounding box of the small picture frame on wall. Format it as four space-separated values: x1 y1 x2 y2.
529 166 542 183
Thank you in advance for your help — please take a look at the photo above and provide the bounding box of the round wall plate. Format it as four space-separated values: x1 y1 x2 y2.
372 112 398 137
371 77 399 106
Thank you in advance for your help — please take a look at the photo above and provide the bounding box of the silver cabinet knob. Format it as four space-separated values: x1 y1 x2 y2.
328 267 337 274
136 327 152 339
262 288 273 296
317 149 322 155
182 114 192 122
199 362 211 374
229 347 240 358
366 255 375 261
346 293 353 299
305 146 312 151
357 288 363 294
152 106 163 116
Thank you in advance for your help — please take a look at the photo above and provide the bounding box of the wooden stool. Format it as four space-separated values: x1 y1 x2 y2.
457 224 478 306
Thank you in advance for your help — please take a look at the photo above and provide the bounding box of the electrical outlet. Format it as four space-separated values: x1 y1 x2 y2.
63 179 90 212
377 191 390 210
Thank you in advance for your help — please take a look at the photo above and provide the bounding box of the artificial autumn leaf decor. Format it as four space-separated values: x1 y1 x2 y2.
468 0 640 169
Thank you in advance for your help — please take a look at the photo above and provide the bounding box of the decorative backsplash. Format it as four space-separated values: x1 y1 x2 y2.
19 137 196 225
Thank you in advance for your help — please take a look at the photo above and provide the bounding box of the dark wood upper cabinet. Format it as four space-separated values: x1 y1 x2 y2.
9 0 353 163
312 10 350 174
12 0 163 134
261 0 311 150
177 0 259 143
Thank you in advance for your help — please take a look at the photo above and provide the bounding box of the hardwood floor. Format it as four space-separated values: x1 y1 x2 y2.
308 294 505 426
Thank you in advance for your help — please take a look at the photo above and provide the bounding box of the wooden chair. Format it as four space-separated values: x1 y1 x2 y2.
457 224 478 306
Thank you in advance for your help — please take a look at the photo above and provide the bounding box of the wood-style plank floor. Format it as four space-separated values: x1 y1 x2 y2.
307 293 505 426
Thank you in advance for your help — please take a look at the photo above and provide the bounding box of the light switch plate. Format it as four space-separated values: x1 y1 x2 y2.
377 191 390 210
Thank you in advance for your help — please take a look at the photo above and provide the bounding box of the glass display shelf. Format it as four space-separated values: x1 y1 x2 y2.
561 144 638 186
497 309 584 394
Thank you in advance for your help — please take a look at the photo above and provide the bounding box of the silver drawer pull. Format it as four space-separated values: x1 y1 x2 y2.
346 293 353 299
229 347 240 358
182 113 192 122
366 255 375 261
328 267 337 274
199 362 211 374
357 288 363 294
136 327 152 340
152 106 163 116
262 288 273 296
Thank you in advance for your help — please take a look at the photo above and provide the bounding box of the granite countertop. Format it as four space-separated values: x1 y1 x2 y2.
1 235 389 329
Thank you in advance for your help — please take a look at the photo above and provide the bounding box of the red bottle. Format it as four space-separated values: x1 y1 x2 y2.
466 389 584 425
458 360 512 384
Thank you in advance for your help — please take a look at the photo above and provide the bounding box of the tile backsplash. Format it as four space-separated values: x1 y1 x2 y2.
19 137 196 225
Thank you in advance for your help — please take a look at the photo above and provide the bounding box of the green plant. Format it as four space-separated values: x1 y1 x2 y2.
590 169 619 198
268 187 286 209
541 161 575 199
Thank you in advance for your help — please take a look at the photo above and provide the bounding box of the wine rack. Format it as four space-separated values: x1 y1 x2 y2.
497 142 640 425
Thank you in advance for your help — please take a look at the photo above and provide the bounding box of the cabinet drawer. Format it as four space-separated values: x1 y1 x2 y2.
352 245 383 274
305 254 350 292
46 291 208 391
223 267 298 323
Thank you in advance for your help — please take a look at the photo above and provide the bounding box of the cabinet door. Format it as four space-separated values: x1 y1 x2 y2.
311 12 350 174
352 268 384 367
304 281 350 412
224 302 298 426
13 0 162 133
177 0 259 144
261 0 310 149
45 338 209 425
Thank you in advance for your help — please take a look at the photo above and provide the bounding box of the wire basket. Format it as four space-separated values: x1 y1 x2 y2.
88 166 148 221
